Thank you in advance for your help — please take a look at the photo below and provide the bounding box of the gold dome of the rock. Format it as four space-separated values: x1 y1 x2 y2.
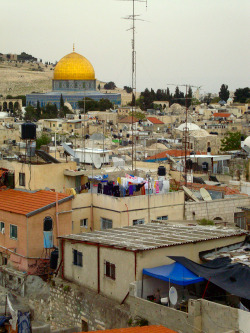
53 52 95 81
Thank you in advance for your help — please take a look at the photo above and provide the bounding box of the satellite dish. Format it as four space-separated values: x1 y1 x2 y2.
94 160 102 169
183 186 200 202
167 155 176 165
169 286 178 306
200 188 212 201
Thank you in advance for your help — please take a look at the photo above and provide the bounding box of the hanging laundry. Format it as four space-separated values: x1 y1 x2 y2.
129 185 134 196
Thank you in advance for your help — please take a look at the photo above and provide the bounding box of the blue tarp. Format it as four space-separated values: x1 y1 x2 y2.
143 262 205 286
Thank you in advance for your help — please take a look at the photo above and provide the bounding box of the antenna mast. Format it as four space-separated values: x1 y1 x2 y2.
122 0 147 170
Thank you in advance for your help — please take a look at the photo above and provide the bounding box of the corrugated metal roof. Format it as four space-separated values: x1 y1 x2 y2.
0 189 72 216
81 325 177 333
60 223 246 252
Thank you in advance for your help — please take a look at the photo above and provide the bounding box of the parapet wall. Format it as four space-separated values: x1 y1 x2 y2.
185 196 250 223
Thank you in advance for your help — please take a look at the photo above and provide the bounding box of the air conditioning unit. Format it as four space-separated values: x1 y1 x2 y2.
1 228 5 235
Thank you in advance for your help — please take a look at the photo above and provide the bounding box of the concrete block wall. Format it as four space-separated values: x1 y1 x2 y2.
185 196 250 223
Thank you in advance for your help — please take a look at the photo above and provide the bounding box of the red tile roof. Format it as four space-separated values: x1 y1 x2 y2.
119 116 139 124
213 113 231 118
147 117 164 124
145 150 206 160
0 189 72 216
79 326 177 333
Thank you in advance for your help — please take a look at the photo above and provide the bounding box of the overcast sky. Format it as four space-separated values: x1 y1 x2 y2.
1 0 250 94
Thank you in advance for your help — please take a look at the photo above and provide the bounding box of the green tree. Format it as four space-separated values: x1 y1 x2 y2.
104 81 116 90
124 86 132 93
36 133 51 149
219 84 229 101
220 132 243 151
128 111 146 120
24 105 36 121
60 94 64 110
211 96 220 104
234 87 250 103
42 103 58 119
98 98 113 111
36 101 42 119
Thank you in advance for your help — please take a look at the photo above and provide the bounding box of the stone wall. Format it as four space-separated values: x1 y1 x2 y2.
185 196 250 223
30 278 130 332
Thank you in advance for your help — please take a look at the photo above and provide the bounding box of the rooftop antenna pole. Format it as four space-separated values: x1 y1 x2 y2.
121 0 148 170
132 0 136 171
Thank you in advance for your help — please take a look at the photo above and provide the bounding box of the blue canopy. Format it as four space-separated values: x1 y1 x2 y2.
143 262 205 286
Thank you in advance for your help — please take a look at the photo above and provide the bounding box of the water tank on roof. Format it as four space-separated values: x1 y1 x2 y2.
21 122 36 140
50 248 59 269
158 166 166 176
27 141 36 157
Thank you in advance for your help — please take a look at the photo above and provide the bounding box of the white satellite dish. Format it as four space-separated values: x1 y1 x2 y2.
167 155 176 164
183 185 199 202
94 161 102 169
169 286 178 306
200 188 212 201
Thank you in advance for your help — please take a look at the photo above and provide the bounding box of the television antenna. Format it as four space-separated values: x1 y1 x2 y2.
119 0 148 170
166 83 202 185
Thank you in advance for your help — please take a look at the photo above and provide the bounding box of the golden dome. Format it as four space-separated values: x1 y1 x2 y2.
53 51 95 81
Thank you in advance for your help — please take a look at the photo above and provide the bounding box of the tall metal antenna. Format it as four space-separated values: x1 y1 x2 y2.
121 0 147 170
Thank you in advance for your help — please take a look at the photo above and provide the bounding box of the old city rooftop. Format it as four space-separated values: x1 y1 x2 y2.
59 223 246 251
0 189 73 216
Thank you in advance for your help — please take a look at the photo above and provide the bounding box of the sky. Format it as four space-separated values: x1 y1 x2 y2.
1 0 250 94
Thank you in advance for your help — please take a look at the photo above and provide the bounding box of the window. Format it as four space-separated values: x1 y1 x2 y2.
19 173 25 186
73 249 83 267
53 124 55 127
157 216 168 221
0 222 5 233
133 219 145 225
104 261 116 280
101 218 113 230
10 224 17 240
80 218 88 228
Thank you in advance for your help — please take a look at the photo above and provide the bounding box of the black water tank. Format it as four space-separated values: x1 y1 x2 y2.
126 134 130 138
207 147 211 153
186 159 193 169
50 248 59 269
158 166 166 176
21 122 36 140
79 114 82 119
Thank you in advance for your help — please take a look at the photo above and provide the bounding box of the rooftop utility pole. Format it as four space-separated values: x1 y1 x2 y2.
122 0 148 170
167 83 202 185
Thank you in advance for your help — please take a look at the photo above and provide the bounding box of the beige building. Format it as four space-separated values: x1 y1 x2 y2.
0 159 81 192
58 223 246 302
188 130 220 154
71 191 185 233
